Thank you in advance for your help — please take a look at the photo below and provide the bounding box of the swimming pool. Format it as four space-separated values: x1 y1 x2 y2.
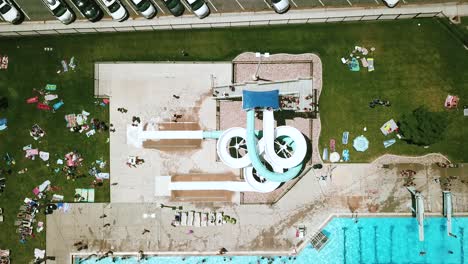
76 217 467 264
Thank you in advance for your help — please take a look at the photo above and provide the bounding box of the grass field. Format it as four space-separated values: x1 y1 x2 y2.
0 18 467 262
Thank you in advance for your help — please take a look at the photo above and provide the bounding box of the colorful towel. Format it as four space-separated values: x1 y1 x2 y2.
342 132 349 145
368 58 374 72
26 96 39 104
45 84 57 91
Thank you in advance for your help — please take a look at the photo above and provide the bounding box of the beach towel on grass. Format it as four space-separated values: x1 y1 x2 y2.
45 84 56 91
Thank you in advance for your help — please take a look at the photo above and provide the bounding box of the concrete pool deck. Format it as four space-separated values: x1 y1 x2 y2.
97 62 235 203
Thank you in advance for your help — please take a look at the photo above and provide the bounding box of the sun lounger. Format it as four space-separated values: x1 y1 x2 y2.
188 211 194 226
216 212 223 225
173 212 181 226
45 84 57 91
208 212 216 226
201 213 208 227
26 96 39 104
368 58 374 72
341 57 348 64
181 212 188 226
194 212 201 227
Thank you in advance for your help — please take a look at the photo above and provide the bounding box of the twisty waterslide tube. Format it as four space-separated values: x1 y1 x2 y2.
246 110 304 182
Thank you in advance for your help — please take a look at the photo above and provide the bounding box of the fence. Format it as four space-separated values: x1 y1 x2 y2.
0 11 444 37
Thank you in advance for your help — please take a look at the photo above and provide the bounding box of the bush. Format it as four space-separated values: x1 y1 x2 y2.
399 106 448 146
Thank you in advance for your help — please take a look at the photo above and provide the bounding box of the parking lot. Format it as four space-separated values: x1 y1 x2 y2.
0 0 458 24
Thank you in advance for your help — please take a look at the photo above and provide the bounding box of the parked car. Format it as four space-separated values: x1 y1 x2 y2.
271 0 290 14
102 0 128 21
162 0 184 17
70 0 103 22
0 0 21 24
186 0 209 19
383 0 399 7
129 0 156 19
42 0 75 24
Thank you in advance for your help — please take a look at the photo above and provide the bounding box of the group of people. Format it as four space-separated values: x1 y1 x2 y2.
0 177 5 195
29 124 46 140
16 199 39 243
402 169 417 187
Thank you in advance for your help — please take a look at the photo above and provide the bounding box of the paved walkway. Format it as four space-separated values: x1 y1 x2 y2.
0 3 467 36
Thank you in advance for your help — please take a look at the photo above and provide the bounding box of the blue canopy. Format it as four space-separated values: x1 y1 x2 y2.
242 90 279 110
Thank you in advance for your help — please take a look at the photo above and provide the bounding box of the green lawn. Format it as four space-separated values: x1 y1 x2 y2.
0 18 467 262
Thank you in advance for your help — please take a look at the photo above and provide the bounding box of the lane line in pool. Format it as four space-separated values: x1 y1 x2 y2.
390 225 394 263
343 227 348 264
460 227 465 264
358 226 363 264
373 226 378 263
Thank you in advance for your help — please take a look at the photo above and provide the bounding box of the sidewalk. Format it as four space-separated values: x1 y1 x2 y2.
0 2 467 36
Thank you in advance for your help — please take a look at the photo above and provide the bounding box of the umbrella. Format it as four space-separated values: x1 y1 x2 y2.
330 152 340 163
353 135 369 152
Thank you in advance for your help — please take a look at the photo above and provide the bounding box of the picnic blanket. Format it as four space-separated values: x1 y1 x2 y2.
39 151 49 161
349 58 360 71
76 114 87 125
75 189 94 202
38 180 51 192
96 173 110 179
44 94 58 101
25 149 39 158
368 58 374 72
65 114 77 128
383 138 396 148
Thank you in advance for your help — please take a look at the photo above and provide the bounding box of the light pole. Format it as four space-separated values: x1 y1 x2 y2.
252 52 270 81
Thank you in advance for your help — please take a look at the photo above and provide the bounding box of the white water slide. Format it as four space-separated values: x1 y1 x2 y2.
127 110 307 192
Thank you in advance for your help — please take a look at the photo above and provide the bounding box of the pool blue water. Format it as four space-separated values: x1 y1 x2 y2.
76 217 467 264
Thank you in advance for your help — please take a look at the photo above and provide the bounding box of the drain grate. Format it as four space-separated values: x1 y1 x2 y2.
310 230 330 251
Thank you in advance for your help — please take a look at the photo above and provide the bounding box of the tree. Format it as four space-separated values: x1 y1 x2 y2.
399 106 448 146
